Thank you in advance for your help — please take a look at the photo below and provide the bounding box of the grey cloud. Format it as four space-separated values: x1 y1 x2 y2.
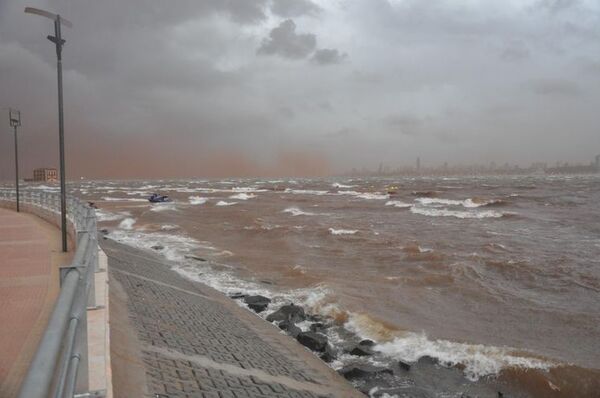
271 0 321 18
528 79 582 97
535 0 579 13
311 49 347 65
257 19 316 59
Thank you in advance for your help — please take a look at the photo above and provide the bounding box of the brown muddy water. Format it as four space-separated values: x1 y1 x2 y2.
14 175 600 397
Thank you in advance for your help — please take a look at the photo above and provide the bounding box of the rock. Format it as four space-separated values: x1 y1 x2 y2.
338 365 393 381
229 292 246 300
266 304 305 324
417 355 439 366
243 295 271 313
306 314 327 323
184 255 207 262
349 339 377 356
296 331 328 352
278 320 301 338
309 322 328 333
260 280 274 285
359 339 375 347
151 245 164 251
100 228 109 235
398 360 411 371
320 344 337 363
349 345 374 357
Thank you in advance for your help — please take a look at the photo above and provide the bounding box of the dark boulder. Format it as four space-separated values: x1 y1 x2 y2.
100 228 109 235
338 365 393 381
358 339 375 347
243 295 271 313
278 320 301 338
229 292 247 300
266 304 305 324
398 360 411 371
151 245 164 251
296 331 328 352
417 355 439 366
348 339 377 356
306 314 327 323
309 322 327 333
320 344 337 363
349 345 374 357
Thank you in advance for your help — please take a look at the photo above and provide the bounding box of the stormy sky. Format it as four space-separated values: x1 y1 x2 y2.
1 0 599 179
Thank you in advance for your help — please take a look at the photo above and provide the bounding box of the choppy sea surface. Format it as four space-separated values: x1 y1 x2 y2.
11 175 600 397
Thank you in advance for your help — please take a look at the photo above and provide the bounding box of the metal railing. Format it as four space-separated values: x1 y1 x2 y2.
0 189 99 398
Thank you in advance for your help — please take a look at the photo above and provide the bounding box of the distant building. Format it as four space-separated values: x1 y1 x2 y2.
33 168 58 182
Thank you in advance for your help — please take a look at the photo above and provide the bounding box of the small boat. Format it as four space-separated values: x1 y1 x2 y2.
148 193 171 203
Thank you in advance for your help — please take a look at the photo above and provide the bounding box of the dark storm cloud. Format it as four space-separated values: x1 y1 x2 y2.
1 0 600 179
257 19 316 59
311 49 347 65
270 0 321 18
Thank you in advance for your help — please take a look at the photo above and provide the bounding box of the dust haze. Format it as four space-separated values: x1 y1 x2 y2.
1 0 599 179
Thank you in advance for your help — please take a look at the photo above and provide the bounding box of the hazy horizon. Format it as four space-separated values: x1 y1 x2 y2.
1 0 599 179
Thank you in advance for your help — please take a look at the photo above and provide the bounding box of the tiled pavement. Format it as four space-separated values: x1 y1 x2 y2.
102 240 362 398
0 207 69 397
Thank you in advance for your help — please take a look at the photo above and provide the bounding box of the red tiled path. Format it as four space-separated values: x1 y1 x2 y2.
0 207 72 398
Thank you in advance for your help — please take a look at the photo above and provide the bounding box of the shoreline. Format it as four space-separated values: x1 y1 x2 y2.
101 236 600 398
102 238 363 398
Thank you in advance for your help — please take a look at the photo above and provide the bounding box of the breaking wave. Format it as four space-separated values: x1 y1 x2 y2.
385 200 412 208
229 193 256 200
410 207 505 219
346 315 554 382
101 196 147 202
118 217 136 230
282 207 315 216
216 201 237 206
329 228 358 235
188 196 208 205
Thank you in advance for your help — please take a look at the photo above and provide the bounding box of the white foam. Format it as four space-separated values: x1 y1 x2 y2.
329 228 358 235
284 188 329 195
332 182 355 188
150 203 177 212
356 192 390 200
216 201 237 206
385 200 412 208
338 191 390 200
410 207 504 219
118 218 136 230
101 197 147 202
229 193 256 200
373 331 553 381
188 196 208 205
160 224 179 231
95 209 130 222
416 198 463 206
107 230 202 262
282 207 314 216
231 187 268 193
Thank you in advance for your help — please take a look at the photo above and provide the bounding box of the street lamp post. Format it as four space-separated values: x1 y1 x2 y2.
25 7 72 252
9 109 21 212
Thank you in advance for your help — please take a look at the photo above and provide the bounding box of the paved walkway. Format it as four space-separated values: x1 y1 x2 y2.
0 207 72 397
102 240 362 398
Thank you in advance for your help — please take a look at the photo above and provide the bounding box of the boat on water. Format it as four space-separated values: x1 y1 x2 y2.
148 193 171 203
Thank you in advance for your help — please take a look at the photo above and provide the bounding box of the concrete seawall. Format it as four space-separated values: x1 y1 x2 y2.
101 238 363 398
